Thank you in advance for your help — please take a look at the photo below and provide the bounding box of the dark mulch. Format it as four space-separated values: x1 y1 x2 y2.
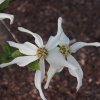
0 0 100 100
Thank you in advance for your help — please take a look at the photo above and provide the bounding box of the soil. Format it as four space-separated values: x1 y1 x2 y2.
0 0 100 100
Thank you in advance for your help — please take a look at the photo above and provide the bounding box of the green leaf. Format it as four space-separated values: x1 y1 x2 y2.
2 43 18 54
2 43 17 55
11 50 23 58
0 0 11 11
0 43 21 63
2 43 11 55
0 53 12 63
0 53 7 63
27 60 40 71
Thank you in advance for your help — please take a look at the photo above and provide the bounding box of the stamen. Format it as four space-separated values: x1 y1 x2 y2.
36 47 48 59
59 45 71 56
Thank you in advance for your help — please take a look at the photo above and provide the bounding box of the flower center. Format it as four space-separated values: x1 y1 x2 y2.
59 45 71 56
36 47 48 59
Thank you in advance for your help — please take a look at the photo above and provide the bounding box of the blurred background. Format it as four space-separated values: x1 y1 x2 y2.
0 0 100 100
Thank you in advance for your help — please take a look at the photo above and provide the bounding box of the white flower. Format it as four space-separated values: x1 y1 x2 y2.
45 17 100 91
0 0 5 4
0 13 14 24
0 18 76 100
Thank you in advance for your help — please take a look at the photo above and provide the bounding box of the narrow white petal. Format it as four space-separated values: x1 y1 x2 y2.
57 17 70 45
67 55 83 91
0 13 14 24
45 17 64 50
0 56 38 68
46 48 76 70
70 42 100 53
44 65 60 89
18 27 43 47
39 59 45 81
24 42 38 51
45 35 61 50
8 41 38 55
0 0 5 4
34 61 46 100
46 17 70 50
59 32 70 45
57 17 63 35
67 55 83 75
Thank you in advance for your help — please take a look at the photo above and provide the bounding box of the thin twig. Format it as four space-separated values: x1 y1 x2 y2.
1 20 19 43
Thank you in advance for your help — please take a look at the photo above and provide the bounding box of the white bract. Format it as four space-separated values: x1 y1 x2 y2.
0 18 77 100
0 0 14 24
0 13 14 24
45 17 100 91
0 0 5 4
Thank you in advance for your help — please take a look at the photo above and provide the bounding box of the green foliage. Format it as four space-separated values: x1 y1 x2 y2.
2 43 16 56
28 60 40 71
11 50 23 58
0 43 40 70
0 43 16 63
0 53 8 63
0 0 11 11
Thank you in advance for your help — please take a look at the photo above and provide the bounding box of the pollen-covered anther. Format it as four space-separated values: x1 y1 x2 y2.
59 45 70 56
36 47 48 59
